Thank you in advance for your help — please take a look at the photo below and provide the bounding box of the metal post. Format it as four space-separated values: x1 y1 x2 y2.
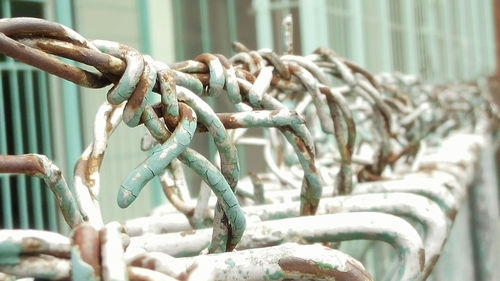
9 71 29 229
299 0 327 55
439 0 456 80
37 71 58 232
0 68 13 229
199 0 212 53
55 0 83 188
137 0 152 55
422 0 440 81
456 0 470 80
468 0 483 77
489 0 499 74
172 0 185 60
253 0 273 49
24 71 44 229
401 0 418 74
348 0 365 66
136 0 165 207
378 0 393 72
1 0 29 230
226 0 238 48
198 0 217 166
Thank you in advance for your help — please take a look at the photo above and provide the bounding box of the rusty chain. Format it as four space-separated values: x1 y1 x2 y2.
0 17 497 281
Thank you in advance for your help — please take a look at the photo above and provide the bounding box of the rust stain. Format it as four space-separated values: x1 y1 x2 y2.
191 73 210 85
278 257 372 281
235 69 256 83
72 224 101 278
34 40 125 76
125 66 149 112
171 60 209 73
0 18 71 41
249 51 262 67
418 248 425 272
177 263 198 281
342 59 380 90
74 157 94 188
261 51 290 80
423 254 440 280
180 229 197 237
21 237 43 252
127 268 149 281
178 102 196 123
0 154 45 176
194 53 218 64
232 41 250 52
130 256 156 270
215 54 231 69
0 33 109 88
300 202 315 216
447 208 457 221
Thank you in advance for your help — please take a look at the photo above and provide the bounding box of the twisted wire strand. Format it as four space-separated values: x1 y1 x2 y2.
0 16 490 217
0 16 497 281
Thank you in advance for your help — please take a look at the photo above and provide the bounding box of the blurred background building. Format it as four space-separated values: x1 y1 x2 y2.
0 0 497 231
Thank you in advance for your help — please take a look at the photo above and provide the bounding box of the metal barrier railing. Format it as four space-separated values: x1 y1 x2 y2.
0 17 498 281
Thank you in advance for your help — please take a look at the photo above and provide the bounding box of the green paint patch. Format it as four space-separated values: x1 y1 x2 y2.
39 271 59 280
315 261 335 270
225 258 236 268
0 241 22 265
266 269 285 280
71 247 95 281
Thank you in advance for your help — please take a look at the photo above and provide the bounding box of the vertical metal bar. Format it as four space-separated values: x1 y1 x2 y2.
485 0 497 73
0 69 13 229
55 0 83 188
1 0 11 18
198 0 217 167
478 0 492 75
2 0 29 229
24 71 44 229
199 0 211 53
37 71 58 232
226 0 243 172
299 0 328 55
337 2 347 57
316 0 328 48
299 0 317 54
137 0 164 207
9 70 29 229
172 0 185 60
400 0 418 74
422 0 439 81
348 0 365 66
389 0 403 72
253 0 274 49
379 0 393 72
440 0 456 80
456 0 469 80
226 0 238 47
137 0 152 54
468 0 483 77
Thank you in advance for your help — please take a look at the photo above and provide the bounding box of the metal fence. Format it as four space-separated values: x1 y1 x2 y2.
0 0 499 279
0 0 62 232
0 0 497 233
0 13 498 280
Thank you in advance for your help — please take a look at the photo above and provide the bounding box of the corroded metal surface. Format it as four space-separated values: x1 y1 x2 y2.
0 16 498 281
